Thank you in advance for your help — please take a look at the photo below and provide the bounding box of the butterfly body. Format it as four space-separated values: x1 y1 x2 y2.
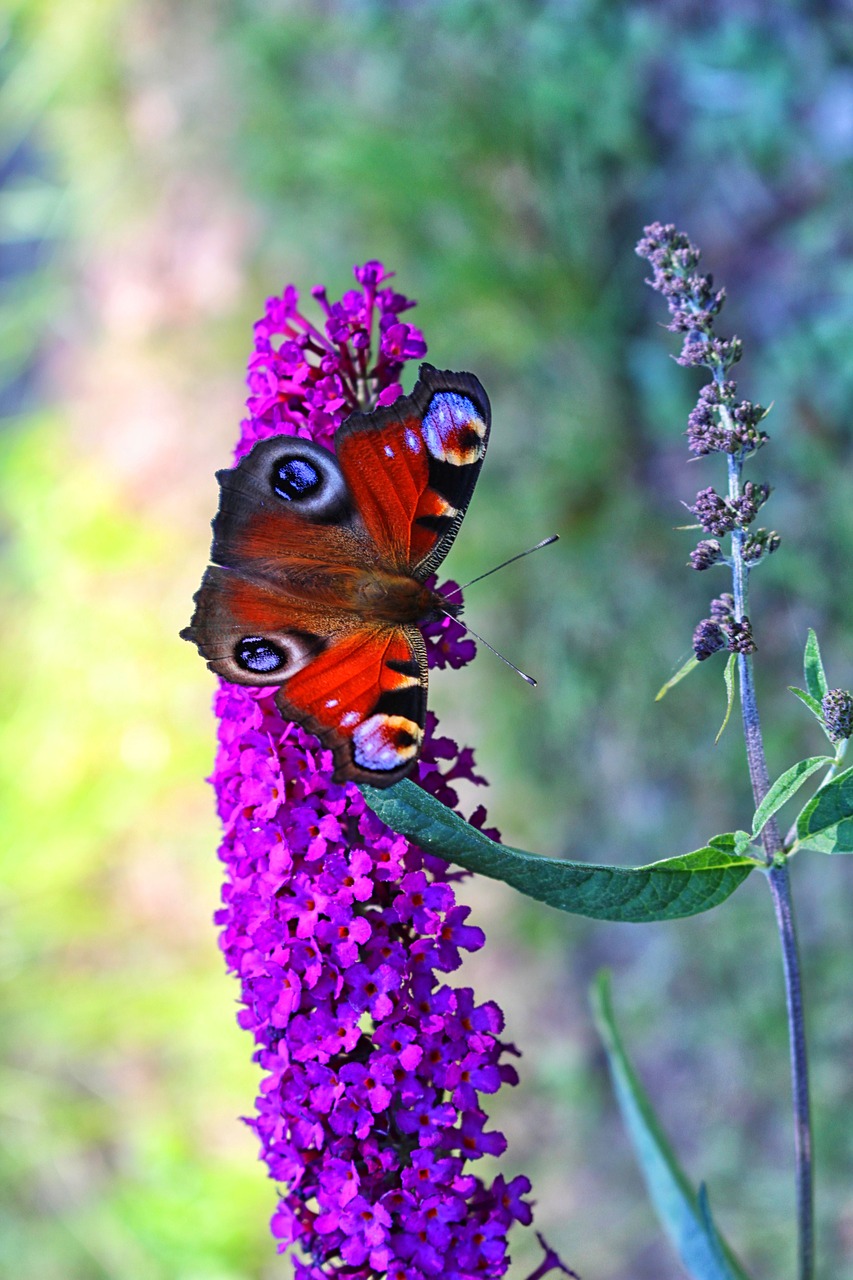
183 364 489 786
348 570 458 626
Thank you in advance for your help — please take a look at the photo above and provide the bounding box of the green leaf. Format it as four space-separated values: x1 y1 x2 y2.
795 764 853 852
361 781 754 922
715 653 737 744
789 686 824 723
656 654 699 702
804 628 828 703
751 756 832 838
591 973 752 1280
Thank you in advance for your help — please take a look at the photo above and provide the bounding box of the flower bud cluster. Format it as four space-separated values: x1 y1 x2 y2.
743 528 781 566
690 540 725 571
692 599 756 662
822 689 853 744
710 594 735 622
725 616 758 655
637 224 779 659
733 481 771 526
685 386 768 458
676 335 742 371
688 482 770 537
692 618 726 661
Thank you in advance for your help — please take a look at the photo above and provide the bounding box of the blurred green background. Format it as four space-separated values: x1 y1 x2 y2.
2 2 853 1277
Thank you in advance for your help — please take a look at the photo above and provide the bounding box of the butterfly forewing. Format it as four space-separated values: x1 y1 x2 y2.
209 436 373 585
335 365 490 579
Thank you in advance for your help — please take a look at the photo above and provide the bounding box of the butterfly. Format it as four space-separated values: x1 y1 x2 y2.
182 364 491 787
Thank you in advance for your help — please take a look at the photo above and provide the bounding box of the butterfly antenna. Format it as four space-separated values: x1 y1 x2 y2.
439 611 537 687
445 535 559 597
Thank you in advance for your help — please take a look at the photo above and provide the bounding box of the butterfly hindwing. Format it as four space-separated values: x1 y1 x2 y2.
182 565 342 686
335 364 490 579
276 626 428 786
184 568 428 785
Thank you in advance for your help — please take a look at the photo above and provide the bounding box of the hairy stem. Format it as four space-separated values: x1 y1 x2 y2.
724 453 780 859
767 862 815 1280
724 449 814 1280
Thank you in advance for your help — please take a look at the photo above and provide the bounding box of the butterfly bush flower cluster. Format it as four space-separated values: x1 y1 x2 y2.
636 223 781 662
211 262 568 1280
239 262 427 460
821 688 853 745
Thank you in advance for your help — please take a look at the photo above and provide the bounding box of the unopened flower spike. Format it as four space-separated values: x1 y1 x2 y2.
637 223 779 657
639 220 821 1280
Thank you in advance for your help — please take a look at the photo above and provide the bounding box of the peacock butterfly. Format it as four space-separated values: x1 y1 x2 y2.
182 364 490 787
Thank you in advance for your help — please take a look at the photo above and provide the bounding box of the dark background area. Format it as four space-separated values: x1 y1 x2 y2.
2 2 852 1277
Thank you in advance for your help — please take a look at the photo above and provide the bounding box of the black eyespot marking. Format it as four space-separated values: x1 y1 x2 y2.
272 456 323 501
236 636 287 673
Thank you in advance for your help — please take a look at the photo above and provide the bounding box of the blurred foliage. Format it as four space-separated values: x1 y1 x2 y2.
2 0 853 1277
0 423 277 1280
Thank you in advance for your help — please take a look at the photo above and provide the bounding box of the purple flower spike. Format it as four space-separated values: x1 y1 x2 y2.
204 265 574 1279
